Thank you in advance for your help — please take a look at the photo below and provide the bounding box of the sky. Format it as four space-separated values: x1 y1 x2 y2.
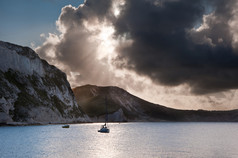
1 0 238 110
0 0 84 47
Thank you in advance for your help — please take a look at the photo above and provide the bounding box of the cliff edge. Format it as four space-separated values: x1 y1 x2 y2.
0 41 90 125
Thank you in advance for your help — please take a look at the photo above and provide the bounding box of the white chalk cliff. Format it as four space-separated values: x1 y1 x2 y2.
0 41 90 125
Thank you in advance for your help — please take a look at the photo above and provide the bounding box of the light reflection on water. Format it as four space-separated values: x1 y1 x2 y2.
1 122 238 158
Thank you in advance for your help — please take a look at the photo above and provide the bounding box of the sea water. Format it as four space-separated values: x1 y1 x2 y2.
0 122 238 158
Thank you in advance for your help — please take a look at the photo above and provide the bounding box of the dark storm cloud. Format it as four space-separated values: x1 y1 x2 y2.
113 0 238 94
37 0 238 95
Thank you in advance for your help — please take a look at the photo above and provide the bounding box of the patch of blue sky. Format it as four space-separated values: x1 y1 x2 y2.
0 0 84 47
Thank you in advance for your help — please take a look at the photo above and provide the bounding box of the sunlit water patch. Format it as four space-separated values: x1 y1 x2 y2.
1 123 238 158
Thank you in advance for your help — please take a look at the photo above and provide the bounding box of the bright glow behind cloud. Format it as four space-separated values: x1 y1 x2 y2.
36 0 238 110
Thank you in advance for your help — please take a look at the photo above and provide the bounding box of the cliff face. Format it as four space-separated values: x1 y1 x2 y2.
0 41 90 125
73 85 238 122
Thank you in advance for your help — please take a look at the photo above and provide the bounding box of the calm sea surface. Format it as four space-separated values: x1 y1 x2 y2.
0 122 238 158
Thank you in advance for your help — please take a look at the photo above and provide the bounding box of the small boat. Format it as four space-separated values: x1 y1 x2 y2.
98 123 110 133
62 124 70 128
98 97 110 133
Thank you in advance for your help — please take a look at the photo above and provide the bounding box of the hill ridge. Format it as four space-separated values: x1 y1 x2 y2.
73 85 238 122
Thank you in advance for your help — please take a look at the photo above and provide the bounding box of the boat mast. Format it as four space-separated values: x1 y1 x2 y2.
105 96 108 125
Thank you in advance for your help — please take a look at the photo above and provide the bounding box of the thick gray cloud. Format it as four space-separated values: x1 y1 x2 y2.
37 0 116 86
113 0 238 94
36 0 238 110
